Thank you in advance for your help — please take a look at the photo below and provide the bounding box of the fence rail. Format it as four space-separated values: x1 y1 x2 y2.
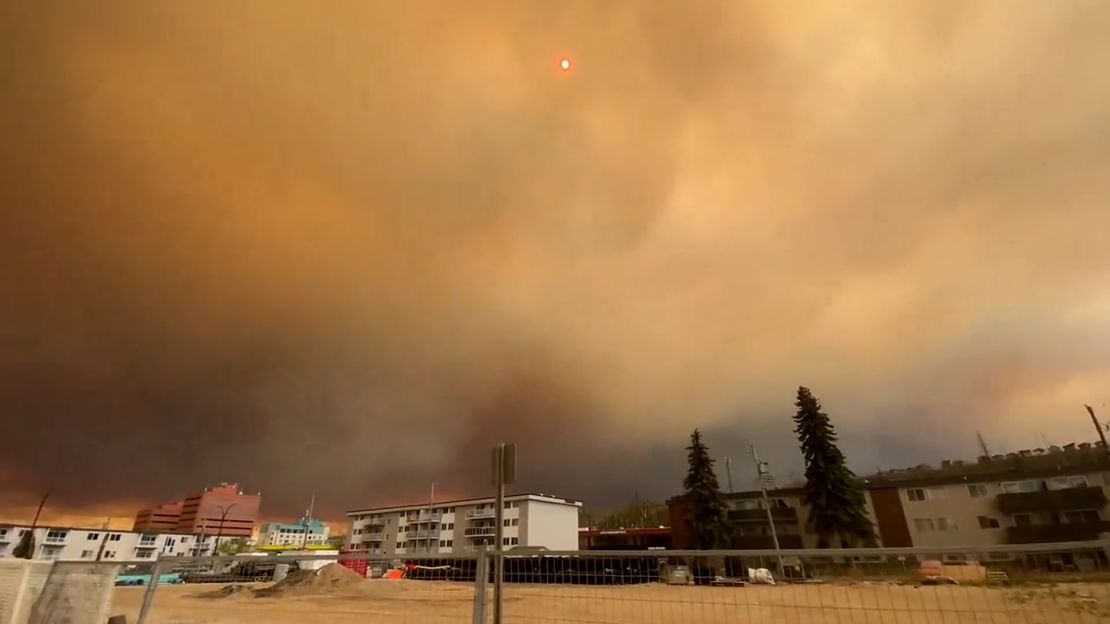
5 541 1109 623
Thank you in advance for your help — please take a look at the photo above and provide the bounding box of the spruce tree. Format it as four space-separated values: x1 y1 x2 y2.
683 429 729 548
793 386 876 547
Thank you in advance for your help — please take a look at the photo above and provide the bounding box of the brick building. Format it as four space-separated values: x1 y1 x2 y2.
134 483 261 540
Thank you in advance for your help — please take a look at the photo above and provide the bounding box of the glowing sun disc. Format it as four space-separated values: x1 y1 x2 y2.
560 58 571 71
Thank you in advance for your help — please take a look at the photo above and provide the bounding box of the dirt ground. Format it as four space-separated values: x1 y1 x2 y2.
109 580 1110 623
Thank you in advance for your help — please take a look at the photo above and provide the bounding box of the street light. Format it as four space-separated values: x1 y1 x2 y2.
213 504 236 555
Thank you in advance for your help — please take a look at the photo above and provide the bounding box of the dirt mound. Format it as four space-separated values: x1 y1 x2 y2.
255 564 366 597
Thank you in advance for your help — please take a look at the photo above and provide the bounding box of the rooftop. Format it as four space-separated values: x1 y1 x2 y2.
347 492 582 515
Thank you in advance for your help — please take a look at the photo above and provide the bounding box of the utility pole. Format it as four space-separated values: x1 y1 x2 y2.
724 457 734 493
749 444 784 575
976 431 991 458
1087 405 1110 460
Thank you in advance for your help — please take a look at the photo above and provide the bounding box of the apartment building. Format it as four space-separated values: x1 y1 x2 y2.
0 524 205 562
346 493 581 555
258 519 330 547
134 482 261 538
669 442 1110 556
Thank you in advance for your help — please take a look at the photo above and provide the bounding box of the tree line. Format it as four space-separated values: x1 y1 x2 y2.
683 386 876 548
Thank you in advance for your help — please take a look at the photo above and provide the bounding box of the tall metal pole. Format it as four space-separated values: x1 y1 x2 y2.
750 444 784 575
1086 405 1110 460
725 457 734 493
427 482 437 554
493 444 505 624
300 495 315 550
214 504 235 555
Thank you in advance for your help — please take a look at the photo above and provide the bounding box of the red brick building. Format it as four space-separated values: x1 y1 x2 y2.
133 483 261 538
132 500 183 531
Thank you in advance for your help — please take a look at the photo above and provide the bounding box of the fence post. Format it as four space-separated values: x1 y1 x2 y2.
472 546 489 624
135 559 163 624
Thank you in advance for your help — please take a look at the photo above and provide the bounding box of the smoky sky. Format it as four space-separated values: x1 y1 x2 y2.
3 0 1110 524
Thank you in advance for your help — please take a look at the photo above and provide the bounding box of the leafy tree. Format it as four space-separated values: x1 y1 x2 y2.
682 429 729 548
793 386 876 547
217 537 249 555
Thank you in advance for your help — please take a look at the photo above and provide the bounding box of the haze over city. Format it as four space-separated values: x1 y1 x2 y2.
2 0 1110 527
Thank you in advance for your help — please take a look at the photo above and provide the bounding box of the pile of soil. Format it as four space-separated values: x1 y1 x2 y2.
254 564 366 597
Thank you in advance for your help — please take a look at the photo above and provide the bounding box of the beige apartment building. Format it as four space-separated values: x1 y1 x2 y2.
671 442 1110 556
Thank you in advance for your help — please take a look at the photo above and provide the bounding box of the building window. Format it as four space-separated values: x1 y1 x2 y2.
503 519 511 527
446 540 452 547
440 540 446 547
967 484 989 498
978 516 1001 529
907 489 927 502
1013 514 1033 527
136 550 153 559
510 537 519 545
511 519 519 527
913 518 935 532
46 530 67 540
1047 476 1088 490
80 550 94 559
108 534 121 542
104 550 116 559
935 518 957 531
1064 509 1101 524
1001 480 1039 494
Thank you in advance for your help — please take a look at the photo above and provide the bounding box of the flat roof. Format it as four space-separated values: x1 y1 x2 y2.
0 523 200 537
578 527 671 536
346 492 581 515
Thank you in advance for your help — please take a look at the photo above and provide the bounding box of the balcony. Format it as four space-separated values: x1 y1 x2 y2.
406 530 436 540
44 536 67 545
1007 521 1110 544
465 526 496 538
997 487 1108 514
363 531 386 541
467 509 496 520
362 519 387 529
416 511 442 523
731 535 805 549
728 507 799 523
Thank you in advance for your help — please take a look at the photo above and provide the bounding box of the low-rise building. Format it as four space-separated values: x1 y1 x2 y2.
258 519 329 547
668 441 1110 560
346 493 581 556
578 527 672 550
0 524 206 561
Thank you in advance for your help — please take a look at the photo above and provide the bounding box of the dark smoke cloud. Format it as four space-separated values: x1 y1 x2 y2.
2 1 1110 523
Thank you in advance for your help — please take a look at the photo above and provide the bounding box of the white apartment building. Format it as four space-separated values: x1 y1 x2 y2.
257 519 330 547
346 493 581 555
0 524 219 561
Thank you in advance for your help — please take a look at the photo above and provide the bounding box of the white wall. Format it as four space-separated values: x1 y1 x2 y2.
522 500 580 550
0 526 197 562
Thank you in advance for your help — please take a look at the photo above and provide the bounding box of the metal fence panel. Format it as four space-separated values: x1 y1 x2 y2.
489 543 1110 624
98 552 477 623
28 541 1110 623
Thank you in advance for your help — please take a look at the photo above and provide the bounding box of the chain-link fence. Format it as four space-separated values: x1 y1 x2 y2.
494 542 1110 624
9 541 1110 623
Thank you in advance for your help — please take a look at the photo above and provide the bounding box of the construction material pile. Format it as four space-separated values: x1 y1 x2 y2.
255 563 366 597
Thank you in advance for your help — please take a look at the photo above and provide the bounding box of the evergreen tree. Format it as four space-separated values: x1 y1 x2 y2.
683 429 729 548
793 386 876 547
